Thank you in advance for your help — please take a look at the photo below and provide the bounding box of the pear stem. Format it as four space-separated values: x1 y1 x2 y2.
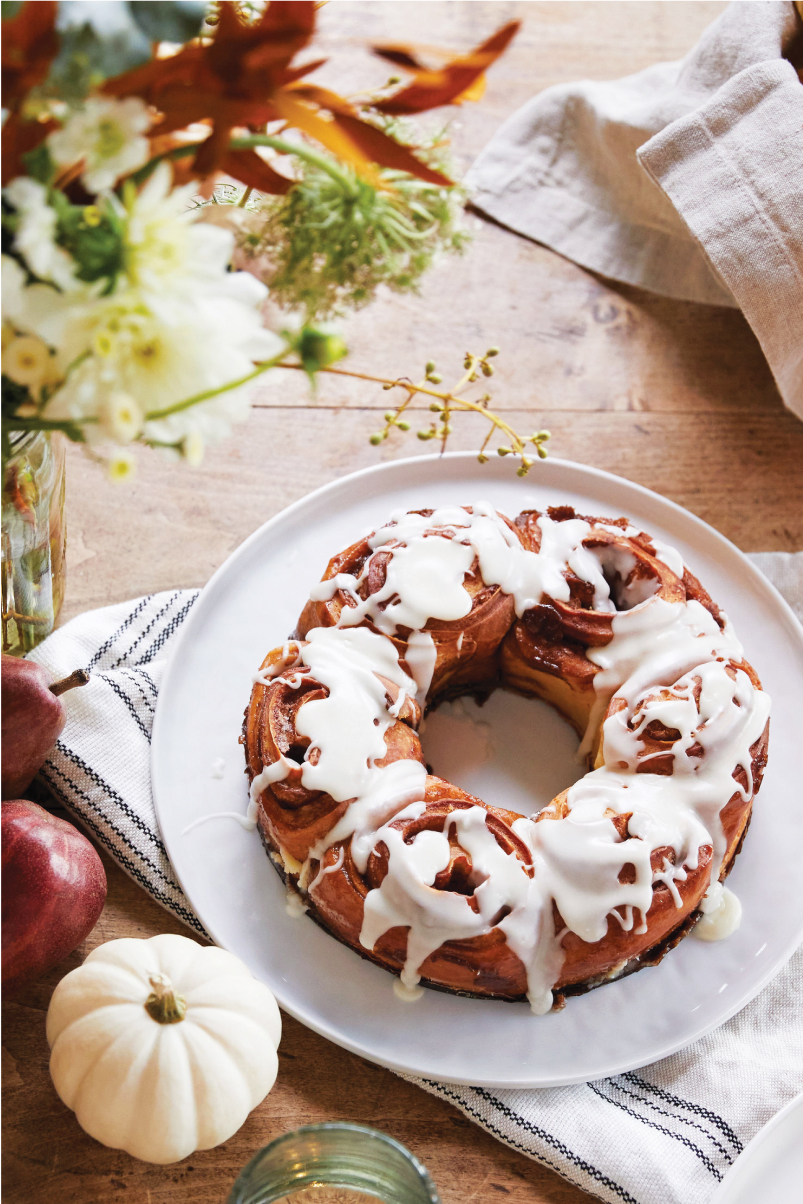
49 669 90 697
144 974 187 1025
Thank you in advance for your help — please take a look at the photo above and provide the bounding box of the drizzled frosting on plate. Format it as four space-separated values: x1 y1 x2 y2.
248 503 770 1013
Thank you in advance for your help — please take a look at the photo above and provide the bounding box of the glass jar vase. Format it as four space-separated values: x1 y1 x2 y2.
228 1124 441 1204
2 431 67 656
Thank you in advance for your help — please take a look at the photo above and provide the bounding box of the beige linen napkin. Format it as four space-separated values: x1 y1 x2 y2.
466 1 803 419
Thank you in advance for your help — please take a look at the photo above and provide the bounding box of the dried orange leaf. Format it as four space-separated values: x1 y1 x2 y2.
331 114 452 186
2 0 59 112
221 149 294 194
374 21 520 115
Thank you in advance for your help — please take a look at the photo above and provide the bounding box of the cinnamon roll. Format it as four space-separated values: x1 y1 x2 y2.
242 502 770 1012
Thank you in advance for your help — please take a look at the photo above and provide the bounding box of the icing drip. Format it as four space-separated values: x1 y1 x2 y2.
360 802 560 1013
393 978 425 1002
252 503 769 1013
273 627 429 868
692 883 742 941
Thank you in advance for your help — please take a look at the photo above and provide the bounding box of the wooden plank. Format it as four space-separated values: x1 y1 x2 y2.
249 218 781 416
60 404 803 620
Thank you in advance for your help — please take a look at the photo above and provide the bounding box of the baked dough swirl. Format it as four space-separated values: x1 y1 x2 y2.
243 503 770 1012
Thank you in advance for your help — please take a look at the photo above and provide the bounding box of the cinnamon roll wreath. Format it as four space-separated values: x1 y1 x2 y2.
243 504 770 1012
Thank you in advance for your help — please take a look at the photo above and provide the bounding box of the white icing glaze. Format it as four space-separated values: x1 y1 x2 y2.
251 503 768 1013
405 630 437 706
651 538 685 579
286 887 309 918
393 978 425 1002
692 883 742 941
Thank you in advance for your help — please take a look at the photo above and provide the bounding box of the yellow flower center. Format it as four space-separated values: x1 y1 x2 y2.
94 330 115 357
95 119 126 160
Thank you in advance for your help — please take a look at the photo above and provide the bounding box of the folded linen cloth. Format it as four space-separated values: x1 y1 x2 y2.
28 553 803 1204
466 1 803 418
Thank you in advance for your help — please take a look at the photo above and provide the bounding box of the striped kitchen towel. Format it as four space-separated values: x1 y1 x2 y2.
27 555 803 1204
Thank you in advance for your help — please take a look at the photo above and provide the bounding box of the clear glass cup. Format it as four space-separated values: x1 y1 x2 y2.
228 1123 441 1204
2 430 67 655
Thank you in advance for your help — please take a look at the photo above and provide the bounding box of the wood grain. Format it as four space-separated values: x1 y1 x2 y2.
4 4 800 1203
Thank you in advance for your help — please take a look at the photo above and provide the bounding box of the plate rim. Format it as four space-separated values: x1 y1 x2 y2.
151 452 803 1087
710 1089 803 1202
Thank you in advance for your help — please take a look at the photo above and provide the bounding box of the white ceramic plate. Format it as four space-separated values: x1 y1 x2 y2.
710 1091 803 1204
152 454 803 1087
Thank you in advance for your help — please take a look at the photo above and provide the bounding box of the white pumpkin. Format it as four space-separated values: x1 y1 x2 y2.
46 934 281 1164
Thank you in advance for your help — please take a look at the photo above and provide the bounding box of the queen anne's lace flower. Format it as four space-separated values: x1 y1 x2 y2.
48 97 151 194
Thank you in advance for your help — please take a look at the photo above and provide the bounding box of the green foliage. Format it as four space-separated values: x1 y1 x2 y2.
126 1 206 43
21 143 55 186
2 376 32 429
50 193 125 289
31 0 205 106
51 2 151 100
244 139 469 320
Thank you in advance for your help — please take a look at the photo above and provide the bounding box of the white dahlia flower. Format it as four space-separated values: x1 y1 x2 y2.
48 97 151 194
41 284 281 451
4 164 284 459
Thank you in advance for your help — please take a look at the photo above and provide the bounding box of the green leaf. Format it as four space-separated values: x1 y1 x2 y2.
1 2 24 20
126 1 206 43
21 143 55 185
52 194 126 288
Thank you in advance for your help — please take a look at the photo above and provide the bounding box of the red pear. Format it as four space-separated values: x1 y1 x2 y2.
1 653 89 799
2 799 107 995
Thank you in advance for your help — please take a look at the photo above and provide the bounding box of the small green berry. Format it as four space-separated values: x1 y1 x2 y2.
497 446 511 457
397 420 410 431
384 411 394 422
428 372 442 384
486 346 499 357
481 363 493 377
370 434 382 446
537 429 551 440
516 465 528 477
429 401 444 412
425 360 436 374
537 444 548 459
477 452 489 464
382 382 393 390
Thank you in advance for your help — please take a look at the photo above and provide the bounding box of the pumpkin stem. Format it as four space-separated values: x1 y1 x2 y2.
145 974 187 1024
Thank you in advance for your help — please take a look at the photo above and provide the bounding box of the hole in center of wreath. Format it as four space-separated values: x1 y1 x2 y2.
421 689 584 819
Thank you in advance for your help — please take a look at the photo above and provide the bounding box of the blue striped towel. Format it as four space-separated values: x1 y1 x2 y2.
28 554 803 1204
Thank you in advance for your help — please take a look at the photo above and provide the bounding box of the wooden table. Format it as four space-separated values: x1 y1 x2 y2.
4 4 802 1202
